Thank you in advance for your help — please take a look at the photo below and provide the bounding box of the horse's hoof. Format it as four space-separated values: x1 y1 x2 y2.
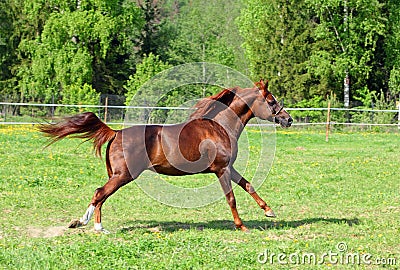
265 209 276 218
68 219 83 228
236 224 250 233
242 227 251 233
95 228 111 234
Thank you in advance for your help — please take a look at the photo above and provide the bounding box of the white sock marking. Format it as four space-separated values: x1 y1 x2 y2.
80 205 95 225
94 222 103 231
94 223 110 234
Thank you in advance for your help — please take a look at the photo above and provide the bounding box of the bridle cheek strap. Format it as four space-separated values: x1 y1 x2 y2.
272 106 284 117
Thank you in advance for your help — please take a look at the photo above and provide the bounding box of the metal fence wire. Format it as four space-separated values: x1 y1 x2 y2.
0 102 399 129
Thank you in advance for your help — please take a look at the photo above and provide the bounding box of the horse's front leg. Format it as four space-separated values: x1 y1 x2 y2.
231 167 276 218
216 168 248 232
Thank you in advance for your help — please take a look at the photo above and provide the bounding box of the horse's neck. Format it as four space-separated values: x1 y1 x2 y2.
213 101 254 139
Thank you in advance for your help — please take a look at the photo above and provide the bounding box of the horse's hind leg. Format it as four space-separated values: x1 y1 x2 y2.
68 172 133 232
231 167 276 218
90 173 134 233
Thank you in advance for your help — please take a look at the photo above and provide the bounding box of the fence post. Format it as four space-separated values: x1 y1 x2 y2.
397 101 400 130
104 95 108 123
326 101 331 142
370 102 374 123
3 96 7 123
51 95 55 121
3 103 6 123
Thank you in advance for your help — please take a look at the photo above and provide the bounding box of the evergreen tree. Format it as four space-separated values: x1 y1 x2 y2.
386 0 400 101
0 0 17 99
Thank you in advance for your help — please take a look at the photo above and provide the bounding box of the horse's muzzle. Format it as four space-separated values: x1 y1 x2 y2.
276 116 293 128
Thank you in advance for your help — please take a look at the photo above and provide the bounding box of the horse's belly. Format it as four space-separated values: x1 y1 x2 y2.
150 165 195 176
150 158 212 176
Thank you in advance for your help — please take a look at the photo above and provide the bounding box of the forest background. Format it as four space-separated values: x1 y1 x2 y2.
1 0 399 112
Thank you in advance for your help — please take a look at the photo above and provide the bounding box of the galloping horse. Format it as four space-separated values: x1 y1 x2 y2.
39 79 292 232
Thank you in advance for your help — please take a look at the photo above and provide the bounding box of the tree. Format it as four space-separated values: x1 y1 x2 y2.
16 0 144 104
307 0 386 106
124 53 173 122
238 0 388 106
2 0 396 111
1 0 67 100
61 84 100 113
124 53 172 105
165 0 245 70
136 0 164 57
386 0 400 101
0 0 17 99
238 0 317 103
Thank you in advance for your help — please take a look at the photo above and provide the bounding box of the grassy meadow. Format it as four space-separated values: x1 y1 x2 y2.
0 125 399 269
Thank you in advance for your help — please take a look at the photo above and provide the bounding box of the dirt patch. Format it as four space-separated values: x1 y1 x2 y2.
27 226 67 238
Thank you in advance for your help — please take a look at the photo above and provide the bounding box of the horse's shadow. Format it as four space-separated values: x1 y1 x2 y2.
119 217 360 233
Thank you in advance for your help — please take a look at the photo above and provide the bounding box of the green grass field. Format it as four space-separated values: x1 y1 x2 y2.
0 125 399 269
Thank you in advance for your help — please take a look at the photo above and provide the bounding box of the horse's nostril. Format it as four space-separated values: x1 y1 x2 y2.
288 117 293 124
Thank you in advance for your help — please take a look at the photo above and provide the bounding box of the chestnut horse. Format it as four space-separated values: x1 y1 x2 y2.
39 80 292 233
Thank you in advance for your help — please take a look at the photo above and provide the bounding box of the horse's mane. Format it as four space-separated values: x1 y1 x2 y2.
189 87 237 119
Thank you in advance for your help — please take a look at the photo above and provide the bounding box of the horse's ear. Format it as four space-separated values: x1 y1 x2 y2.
262 79 269 92
255 79 269 97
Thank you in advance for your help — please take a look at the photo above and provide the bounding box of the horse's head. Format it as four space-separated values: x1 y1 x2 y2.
190 79 292 128
250 79 293 127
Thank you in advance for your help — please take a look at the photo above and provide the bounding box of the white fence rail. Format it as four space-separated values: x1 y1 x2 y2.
1 102 399 129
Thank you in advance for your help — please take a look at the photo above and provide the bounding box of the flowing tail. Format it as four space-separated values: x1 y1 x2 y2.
39 112 116 157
